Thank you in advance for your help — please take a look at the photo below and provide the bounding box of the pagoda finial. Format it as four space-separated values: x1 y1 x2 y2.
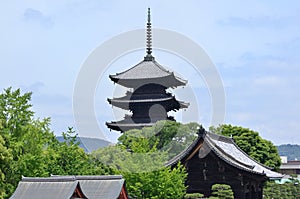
145 7 154 61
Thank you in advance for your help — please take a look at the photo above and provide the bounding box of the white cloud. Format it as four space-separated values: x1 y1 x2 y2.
23 8 54 28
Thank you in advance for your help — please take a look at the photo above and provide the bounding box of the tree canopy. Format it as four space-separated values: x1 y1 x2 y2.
264 178 300 199
0 88 109 198
92 120 194 198
118 120 200 159
209 184 234 199
210 124 281 170
0 133 12 199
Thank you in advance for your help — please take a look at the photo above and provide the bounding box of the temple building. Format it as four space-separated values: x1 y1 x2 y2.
106 8 189 132
166 127 283 199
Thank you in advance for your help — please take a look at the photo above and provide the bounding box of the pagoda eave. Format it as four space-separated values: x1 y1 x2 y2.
108 96 174 104
108 97 188 111
179 101 190 109
109 75 186 89
106 122 154 132
106 116 176 133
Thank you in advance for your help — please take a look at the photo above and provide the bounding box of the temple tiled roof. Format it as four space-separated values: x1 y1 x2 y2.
166 131 283 179
10 175 127 199
10 177 86 199
72 175 125 199
109 59 187 88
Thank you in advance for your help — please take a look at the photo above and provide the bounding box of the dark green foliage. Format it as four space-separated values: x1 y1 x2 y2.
277 144 300 161
210 124 281 170
264 179 300 199
184 192 204 199
209 184 234 199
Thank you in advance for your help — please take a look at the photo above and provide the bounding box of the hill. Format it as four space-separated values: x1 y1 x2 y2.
56 136 111 153
277 144 300 161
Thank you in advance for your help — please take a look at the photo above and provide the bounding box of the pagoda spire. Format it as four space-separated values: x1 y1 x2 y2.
145 7 154 61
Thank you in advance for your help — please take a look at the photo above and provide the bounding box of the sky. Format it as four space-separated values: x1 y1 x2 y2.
1 0 300 145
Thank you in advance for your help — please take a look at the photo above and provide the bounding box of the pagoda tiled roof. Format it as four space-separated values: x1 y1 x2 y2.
109 59 187 88
107 90 189 111
108 95 174 103
108 95 189 110
166 130 283 179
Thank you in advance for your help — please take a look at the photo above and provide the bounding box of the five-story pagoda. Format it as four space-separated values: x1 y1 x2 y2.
106 8 189 132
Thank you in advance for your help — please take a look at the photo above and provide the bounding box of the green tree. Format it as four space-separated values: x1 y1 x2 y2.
0 88 108 198
209 184 234 199
264 180 300 199
0 132 12 199
121 163 186 199
92 123 188 199
118 120 199 159
184 193 204 199
45 127 110 176
0 88 56 196
210 124 281 170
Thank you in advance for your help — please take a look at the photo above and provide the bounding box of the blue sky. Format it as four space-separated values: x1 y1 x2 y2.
1 0 299 144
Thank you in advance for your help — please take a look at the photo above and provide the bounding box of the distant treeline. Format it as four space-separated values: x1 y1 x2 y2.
277 144 300 161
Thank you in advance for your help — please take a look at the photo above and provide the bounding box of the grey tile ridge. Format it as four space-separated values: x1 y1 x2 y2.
152 60 188 83
109 60 146 77
22 176 76 182
48 175 124 181
110 60 171 78
74 175 124 180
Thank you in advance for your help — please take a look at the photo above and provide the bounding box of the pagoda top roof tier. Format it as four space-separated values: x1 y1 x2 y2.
109 58 187 88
